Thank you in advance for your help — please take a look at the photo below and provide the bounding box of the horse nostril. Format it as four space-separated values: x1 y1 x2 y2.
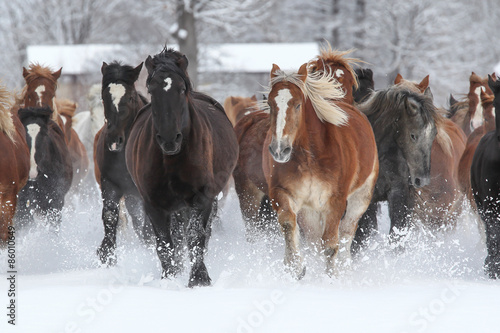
415 178 421 187
175 133 182 144
283 147 292 156
156 134 163 143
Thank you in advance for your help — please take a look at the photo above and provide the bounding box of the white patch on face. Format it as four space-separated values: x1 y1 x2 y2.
108 83 126 112
335 69 344 78
275 88 292 143
27 124 40 179
35 85 45 106
164 77 172 92
471 86 486 130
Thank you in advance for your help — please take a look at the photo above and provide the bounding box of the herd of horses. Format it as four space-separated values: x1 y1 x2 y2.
1 44 500 286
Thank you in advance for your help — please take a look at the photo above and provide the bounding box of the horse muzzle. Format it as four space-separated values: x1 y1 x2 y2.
269 139 292 163
107 137 124 152
410 175 430 188
156 133 182 155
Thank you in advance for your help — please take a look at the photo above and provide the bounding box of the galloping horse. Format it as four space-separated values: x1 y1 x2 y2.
94 61 152 266
126 48 238 287
353 80 438 251
223 95 258 126
353 68 374 104
17 106 73 231
450 72 493 136
396 74 466 229
0 84 29 244
20 64 88 187
470 74 500 278
57 98 89 187
458 88 496 207
263 63 378 278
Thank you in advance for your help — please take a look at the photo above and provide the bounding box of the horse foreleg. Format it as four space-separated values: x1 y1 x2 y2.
352 201 378 255
0 193 17 245
322 199 346 277
482 208 500 279
186 200 216 287
234 176 266 242
388 187 413 246
97 186 121 266
124 195 154 246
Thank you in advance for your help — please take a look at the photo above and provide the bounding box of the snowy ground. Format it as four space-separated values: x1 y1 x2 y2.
1 181 500 333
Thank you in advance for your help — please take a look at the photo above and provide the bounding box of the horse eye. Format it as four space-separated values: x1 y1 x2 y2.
295 104 301 110
411 133 417 141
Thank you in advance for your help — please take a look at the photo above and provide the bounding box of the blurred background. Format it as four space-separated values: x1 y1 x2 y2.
1 0 499 110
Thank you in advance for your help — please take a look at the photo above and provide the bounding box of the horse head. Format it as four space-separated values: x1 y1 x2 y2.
101 61 143 152
145 48 191 155
22 64 61 111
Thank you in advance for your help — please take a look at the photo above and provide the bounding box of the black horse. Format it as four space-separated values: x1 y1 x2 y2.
126 48 238 287
353 68 374 104
94 61 152 266
353 85 438 252
17 106 73 231
471 74 500 278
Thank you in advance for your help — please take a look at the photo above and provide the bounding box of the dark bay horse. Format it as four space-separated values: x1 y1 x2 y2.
353 81 439 251
470 74 500 278
94 61 152 266
263 63 378 278
17 106 73 231
0 84 29 244
126 48 238 287
353 68 374 104
396 74 466 229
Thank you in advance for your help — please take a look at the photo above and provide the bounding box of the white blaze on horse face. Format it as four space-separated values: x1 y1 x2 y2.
164 77 172 92
27 124 40 179
275 88 292 143
335 69 344 78
471 86 485 130
108 83 126 112
35 85 45 106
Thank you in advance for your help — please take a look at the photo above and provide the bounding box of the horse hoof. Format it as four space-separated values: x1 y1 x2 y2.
188 266 211 288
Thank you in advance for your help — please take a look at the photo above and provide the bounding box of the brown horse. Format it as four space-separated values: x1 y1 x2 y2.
450 72 493 136
263 63 378 278
233 47 364 241
395 74 466 229
458 85 496 207
223 95 258 126
56 98 89 187
0 84 30 244
20 64 88 188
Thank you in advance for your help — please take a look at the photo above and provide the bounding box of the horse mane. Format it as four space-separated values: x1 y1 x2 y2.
147 47 193 91
308 43 364 89
102 61 140 87
0 83 15 141
264 67 348 126
359 85 437 140
469 72 488 86
56 98 77 118
23 63 59 86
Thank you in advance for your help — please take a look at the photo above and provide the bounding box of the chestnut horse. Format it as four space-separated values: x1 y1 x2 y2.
450 72 493 136
458 87 496 208
20 64 88 188
0 84 29 244
470 74 500 278
57 98 89 187
233 47 363 241
126 48 238 287
17 106 73 231
94 61 152 266
396 74 466 229
353 79 439 251
223 95 258 126
263 63 378 278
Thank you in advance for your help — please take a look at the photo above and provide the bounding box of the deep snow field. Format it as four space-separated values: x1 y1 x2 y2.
1 180 500 333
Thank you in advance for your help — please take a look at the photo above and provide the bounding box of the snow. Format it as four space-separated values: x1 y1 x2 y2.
1 184 500 333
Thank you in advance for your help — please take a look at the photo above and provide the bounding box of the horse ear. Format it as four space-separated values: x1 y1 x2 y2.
177 55 189 72
417 75 430 93
298 63 308 83
101 62 108 75
53 67 62 80
488 74 500 94
23 67 29 79
424 86 434 101
271 64 280 79
449 94 458 107
250 95 257 101
132 62 143 82
145 56 154 74
230 96 237 106
394 73 403 85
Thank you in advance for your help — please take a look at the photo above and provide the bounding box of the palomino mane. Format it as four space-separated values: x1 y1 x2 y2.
56 98 77 118
264 67 348 126
0 83 15 141
308 44 363 89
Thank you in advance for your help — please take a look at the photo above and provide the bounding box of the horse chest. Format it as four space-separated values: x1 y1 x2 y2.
290 171 333 212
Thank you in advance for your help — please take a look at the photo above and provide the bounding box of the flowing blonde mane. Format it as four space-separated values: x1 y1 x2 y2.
265 67 348 126
308 43 364 90
56 98 77 118
0 83 16 142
